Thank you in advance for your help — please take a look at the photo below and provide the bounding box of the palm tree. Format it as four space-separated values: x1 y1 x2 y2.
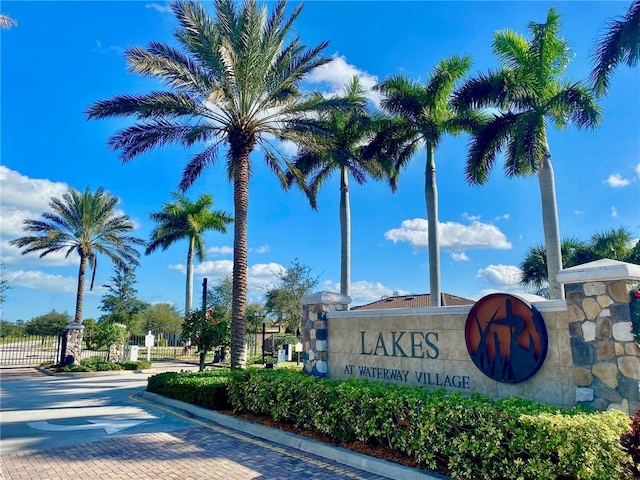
146 192 233 316
86 0 337 368
453 8 601 300
9 188 143 324
288 77 384 298
0 14 17 29
520 228 639 296
590 226 636 260
590 0 640 97
520 238 593 297
367 55 481 306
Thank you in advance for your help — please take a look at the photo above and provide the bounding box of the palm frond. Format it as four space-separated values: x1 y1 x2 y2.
178 143 222 191
86 91 201 120
590 0 640 96
465 112 518 185
545 83 602 130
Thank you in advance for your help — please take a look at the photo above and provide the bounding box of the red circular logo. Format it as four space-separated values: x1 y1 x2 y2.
465 293 548 383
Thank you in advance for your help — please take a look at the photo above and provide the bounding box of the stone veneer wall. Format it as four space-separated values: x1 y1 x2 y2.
557 260 640 413
301 292 350 377
63 324 84 365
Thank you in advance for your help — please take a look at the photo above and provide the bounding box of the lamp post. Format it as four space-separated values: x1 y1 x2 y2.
261 318 266 364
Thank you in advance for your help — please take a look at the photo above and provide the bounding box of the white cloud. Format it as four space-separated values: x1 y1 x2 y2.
635 163 640 178
476 264 522 289
384 217 512 251
493 214 510 221
306 54 382 106
605 173 630 188
322 279 409 307
7 270 77 293
169 260 284 296
574 210 585 215
145 3 172 13
208 246 234 255
0 166 68 214
450 252 469 261
252 245 270 254
611 206 618 218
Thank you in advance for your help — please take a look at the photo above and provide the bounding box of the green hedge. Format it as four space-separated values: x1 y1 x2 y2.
56 358 152 372
147 370 231 411
149 368 634 479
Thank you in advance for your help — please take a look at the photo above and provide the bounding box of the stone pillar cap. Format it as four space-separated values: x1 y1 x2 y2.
64 323 85 330
557 259 640 284
302 291 352 306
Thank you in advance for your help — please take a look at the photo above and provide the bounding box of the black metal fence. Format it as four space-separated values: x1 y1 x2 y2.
0 334 62 367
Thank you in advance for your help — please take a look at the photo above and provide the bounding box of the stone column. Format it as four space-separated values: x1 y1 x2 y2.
107 323 128 363
557 259 640 413
62 324 84 365
301 291 351 377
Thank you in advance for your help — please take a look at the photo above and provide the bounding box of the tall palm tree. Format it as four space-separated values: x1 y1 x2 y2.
86 0 337 368
288 77 384 298
147 192 233 315
453 8 601 300
591 0 640 97
367 55 481 306
9 188 143 324
0 14 17 29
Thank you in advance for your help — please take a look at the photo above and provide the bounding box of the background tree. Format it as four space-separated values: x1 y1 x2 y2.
264 258 318 333
453 8 601 300
207 273 233 315
135 303 184 335
10 187 144 324
0 320 25 337
590 226 637 261
288 77 385 298
368 55 479 306
146 192 232 316
26 310 72 336
591 0 640 96
0 261 11 312
86 0 339 368
99 264 149 330
182 307 229 371
82 318 100 349
520 227 639 296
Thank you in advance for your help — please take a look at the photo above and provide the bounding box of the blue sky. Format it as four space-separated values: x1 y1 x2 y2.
1 1 638 322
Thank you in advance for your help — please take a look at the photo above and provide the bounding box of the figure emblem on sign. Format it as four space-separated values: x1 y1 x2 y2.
465 293 548 383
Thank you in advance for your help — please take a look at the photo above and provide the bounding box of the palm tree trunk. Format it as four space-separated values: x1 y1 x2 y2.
339 166 351 299
185 237 194 315
425 143 441 307
74 254 87 324
230 136 254 369
539 135 564 300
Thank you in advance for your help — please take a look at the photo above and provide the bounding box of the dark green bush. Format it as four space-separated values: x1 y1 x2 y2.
56 358 149 372
149 368 634 479
147 370 231 410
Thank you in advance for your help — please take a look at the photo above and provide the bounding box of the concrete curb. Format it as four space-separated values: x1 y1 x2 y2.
137 391 450 480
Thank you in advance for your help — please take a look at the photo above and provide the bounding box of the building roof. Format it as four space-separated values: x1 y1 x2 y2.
351 293 475 310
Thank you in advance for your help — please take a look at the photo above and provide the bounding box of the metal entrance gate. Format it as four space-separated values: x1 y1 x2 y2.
0 335 62 367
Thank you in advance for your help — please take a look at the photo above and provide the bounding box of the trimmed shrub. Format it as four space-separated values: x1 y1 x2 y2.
149 368 634 479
